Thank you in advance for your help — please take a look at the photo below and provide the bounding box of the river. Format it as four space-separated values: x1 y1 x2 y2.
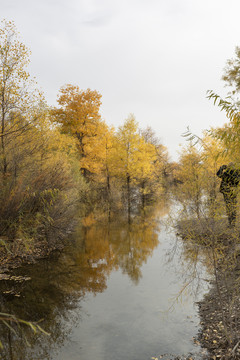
0 201 209 360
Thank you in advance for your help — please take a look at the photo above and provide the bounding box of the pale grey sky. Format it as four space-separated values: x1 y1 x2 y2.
1 0 239 160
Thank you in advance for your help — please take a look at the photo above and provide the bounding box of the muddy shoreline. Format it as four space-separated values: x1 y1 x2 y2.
0 223 77 274
197 272 240 359
177 218 240 359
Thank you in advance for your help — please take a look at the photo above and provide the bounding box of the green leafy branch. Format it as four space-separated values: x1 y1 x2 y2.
206 90 240 123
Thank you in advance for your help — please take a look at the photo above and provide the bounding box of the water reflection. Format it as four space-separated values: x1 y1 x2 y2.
164 234 210 311
110 215 160 284
0 203 166 359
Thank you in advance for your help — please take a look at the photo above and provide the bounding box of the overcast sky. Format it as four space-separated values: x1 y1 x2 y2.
1 0 240 160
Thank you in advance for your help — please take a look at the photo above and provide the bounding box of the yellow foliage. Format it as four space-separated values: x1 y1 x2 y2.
52 84 107 177
112 114 147 179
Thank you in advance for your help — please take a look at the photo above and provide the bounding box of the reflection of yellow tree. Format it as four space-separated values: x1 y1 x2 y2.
0 224 116 359
65 209 161 287
63 226 115 295
0 202 167 358
62 203 163 291
110 213 160 284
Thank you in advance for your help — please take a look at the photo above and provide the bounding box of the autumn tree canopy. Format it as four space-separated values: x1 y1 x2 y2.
222 46 240 95
0 20 43 176
52 84 106 177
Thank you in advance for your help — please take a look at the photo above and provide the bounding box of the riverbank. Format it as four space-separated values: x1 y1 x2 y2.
177 217 240 359
197 278 240 359
0 223 76 273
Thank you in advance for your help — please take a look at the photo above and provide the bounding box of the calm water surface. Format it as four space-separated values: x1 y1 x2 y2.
0 202 208 359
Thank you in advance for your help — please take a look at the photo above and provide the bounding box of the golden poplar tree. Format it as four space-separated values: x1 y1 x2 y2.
140 126 169 201
176 143 204 218
113 114 142 216
133 137 157 207
52 84 106 177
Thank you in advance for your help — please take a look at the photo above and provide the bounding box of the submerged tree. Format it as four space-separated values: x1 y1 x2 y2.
113 114 141 218
140 126 169 201
175 143 204 218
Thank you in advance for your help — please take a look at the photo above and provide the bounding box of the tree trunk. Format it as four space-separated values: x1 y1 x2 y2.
107 174 111 221
142 181 145 209
1 108 7 176
127 174 131 224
